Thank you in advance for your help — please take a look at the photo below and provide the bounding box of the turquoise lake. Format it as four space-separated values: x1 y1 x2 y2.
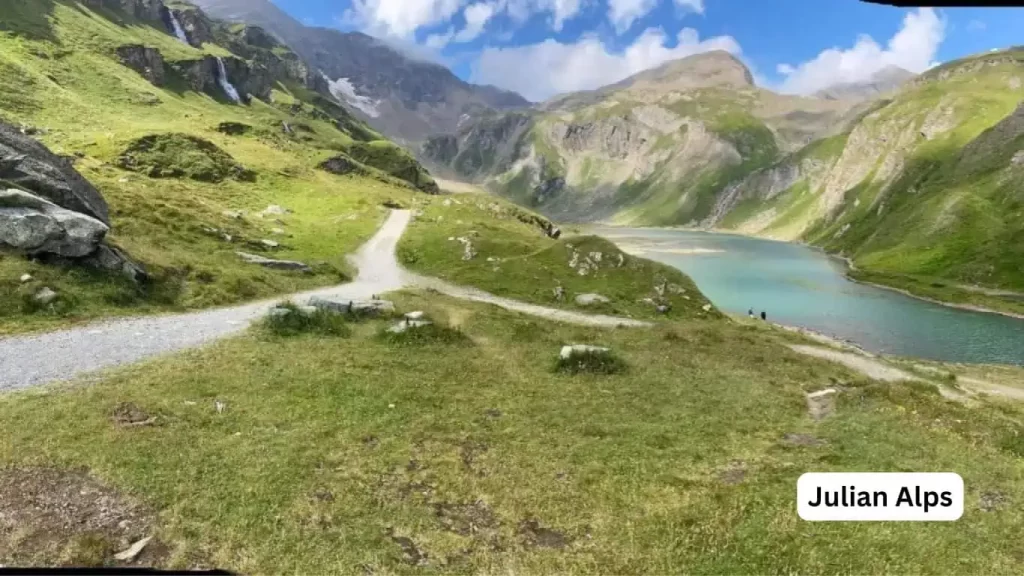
592 227 1024 366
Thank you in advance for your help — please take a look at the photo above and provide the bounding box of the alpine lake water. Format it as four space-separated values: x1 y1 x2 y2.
591 227 1024 366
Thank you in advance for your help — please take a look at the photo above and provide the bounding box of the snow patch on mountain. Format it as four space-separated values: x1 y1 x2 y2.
324 75 380 118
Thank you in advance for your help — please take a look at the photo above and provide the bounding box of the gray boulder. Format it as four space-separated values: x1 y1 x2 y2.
0 121 110 224
235 251 312 272
387 319 433 334
575 293 610 306
308 297 395 316
0 189 108 257
34 287 58 306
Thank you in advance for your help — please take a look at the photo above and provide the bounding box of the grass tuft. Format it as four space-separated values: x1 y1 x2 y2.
376 322 473 346
554 348 628 375
261 301 351 337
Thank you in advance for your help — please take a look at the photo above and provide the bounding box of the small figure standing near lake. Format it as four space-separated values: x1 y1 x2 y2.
748 308 755 318
761 311 767 321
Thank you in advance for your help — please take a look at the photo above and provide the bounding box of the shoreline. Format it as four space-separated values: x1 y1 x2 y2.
588 223 1024 322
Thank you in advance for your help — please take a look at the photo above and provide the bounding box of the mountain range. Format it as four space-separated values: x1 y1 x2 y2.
189 0 1024 301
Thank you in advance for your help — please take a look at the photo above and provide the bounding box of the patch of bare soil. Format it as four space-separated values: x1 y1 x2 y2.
518 519 570 549
434 500 499 536
385 528 428 566
111 402 156 427
0 467 165 568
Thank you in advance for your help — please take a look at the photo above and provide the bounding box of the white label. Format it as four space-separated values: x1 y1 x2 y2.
797 473 964 521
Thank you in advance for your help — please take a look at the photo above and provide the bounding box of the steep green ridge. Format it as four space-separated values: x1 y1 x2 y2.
715 48 1024 310
0 0 436 333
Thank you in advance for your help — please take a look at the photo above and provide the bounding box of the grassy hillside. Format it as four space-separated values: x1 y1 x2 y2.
2 292 1024 572
0 0 431 334
712 49 1024 312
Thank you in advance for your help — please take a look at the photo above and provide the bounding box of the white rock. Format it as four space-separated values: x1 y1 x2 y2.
387 319 433 334
560 344 611 360
215 400 226 414
221 210 243 219
260 204 289 217
270 228 286 235
114 536 152 562
806 389 838 420
702 304 712 312
268 307 292 318
19 274 32 283
404 311 425 320
575 293 610 306
260 239 279 248
34 287 58 305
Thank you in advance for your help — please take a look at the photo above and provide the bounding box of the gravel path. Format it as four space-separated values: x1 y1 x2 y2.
1 210 645 390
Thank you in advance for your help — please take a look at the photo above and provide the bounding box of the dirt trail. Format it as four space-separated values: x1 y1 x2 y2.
0 210 644 390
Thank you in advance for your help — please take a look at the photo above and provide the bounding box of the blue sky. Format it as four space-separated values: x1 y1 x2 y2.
272 0 1024 101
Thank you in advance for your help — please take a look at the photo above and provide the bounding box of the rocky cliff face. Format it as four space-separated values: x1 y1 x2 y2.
115 44 165 86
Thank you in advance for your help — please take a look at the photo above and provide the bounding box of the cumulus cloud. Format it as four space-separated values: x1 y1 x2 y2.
776 8 945 95
674 0 704 13
505 0 586 31
607 0 658 33
343 0 463 38
454 1 501 43
471 27 741 101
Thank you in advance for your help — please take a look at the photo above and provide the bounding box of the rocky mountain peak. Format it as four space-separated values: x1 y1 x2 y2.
622 50 755 91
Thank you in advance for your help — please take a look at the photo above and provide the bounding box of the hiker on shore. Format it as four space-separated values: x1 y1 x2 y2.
748 308 755 318
761 311 767 321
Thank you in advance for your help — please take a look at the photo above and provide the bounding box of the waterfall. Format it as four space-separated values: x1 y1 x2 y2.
215 57 242 104
167 11 190 45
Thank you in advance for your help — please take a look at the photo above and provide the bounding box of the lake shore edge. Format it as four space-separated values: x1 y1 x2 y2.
588 222 1024 322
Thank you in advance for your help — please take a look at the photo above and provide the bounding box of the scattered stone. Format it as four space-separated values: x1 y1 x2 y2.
442 198 453 207
806 389 838 421
259 204 289 218
114 535 153 562
518 519 569 549
112 402 156 427
560 344 611 360
387 319 433 334
404 311 425 320
214 400 226 414
667 283 685 295
656 304 671 315
33 287 58 306
19 273 32 283
268 307 292 318
270 227 285 235
221 210 243 219
236 251 311 273
456 237 476 261
701 304 712 312
575 293 610 306
259 239 279 249
552 285 565 301
309 296 395 316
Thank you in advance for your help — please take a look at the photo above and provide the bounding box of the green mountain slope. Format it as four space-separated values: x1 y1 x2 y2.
423 51 862 226
716 48 1024 308
0 0 439 332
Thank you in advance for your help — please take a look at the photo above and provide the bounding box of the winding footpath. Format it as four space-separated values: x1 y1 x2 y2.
0 210 647 391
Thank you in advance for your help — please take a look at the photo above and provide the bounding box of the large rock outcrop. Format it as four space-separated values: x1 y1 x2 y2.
167 56 270 103
0 189 108 258
0 121 109 224
115 45 166 86
167 57 219 94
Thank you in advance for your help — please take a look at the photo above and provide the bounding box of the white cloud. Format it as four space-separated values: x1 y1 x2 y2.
506 0 586 31
425 28 456 49
775 8 945 95
607 0 658 33
344 0 464 38
471 27 741 101
454 1 501 43
674 0 704 15
967 19 986 32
